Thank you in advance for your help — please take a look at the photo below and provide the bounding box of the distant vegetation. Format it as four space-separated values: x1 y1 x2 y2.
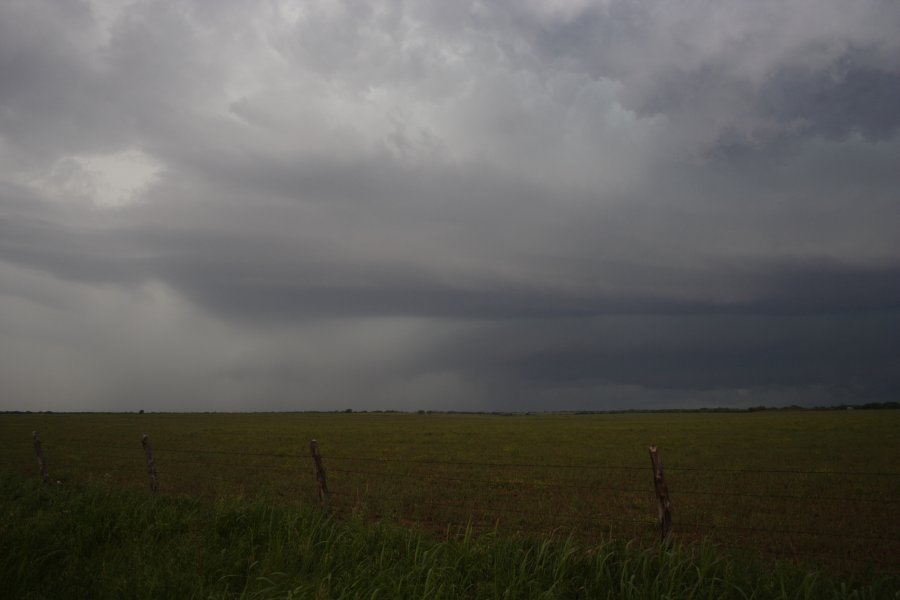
4 400 898 416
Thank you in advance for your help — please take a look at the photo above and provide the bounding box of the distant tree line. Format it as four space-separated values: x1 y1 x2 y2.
2 402 897 415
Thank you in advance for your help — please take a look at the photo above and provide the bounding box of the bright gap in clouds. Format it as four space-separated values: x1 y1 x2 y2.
25 148 162 209
73 149 160 208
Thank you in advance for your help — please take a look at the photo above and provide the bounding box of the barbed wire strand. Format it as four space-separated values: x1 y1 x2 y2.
16 437 900 477
329 466 656 494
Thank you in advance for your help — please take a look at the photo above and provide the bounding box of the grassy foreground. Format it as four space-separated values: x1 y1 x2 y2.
1 472 897 599
2 411 898 571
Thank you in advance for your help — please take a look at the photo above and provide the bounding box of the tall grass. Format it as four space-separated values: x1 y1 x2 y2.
1 472 896 599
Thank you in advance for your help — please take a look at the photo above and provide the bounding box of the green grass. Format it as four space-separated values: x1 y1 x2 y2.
1 472 897 599
1 411 898 575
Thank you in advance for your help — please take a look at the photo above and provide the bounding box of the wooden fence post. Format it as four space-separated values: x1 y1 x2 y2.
32 431 50 484
142 434 159 493
310 439 329 509
649 445 672 541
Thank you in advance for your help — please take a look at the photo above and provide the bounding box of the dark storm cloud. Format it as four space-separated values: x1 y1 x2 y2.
741 261 900 314
5 175 898 322
506 0 900 151
606 57 900 148
415 310 900 407
762 62 900 142
1 0 899 411
509 314 900 393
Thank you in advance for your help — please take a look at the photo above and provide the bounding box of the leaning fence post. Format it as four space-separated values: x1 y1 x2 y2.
142 434 159 493
649 445 672 541
310 439 329 509
32 431 50 484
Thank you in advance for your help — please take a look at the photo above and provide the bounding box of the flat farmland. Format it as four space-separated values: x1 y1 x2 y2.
1 410 898 574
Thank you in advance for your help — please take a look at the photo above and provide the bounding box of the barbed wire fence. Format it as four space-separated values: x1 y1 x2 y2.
4 431 899 573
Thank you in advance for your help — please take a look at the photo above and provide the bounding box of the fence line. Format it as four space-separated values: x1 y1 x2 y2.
13 434 900 506
26 439 900 477
329 466 657 495
324 455 650 471
12 438 900 507
7 430 898 572
152 456 303 472
22 449 899 505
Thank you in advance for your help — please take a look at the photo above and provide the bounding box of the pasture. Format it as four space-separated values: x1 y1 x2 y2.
2 410 898 576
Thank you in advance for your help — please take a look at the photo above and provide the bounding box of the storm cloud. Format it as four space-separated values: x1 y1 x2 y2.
1 0 898 411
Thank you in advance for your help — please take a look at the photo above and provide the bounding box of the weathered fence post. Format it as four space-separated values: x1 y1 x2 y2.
310 439 329 509
649 445 672 541
32 431 50 484
142 434 159 493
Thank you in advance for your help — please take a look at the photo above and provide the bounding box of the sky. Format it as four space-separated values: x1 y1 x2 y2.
1 0 898 412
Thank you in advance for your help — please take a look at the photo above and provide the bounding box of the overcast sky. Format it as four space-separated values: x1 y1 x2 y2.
1 0 898 412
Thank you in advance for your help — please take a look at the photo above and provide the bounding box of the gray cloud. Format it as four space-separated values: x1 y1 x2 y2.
501 0 900 152
1 0 899 411
762 61 900 142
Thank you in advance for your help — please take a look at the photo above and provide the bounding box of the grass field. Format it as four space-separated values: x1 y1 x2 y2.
1 410 898 580
5 472 899 599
